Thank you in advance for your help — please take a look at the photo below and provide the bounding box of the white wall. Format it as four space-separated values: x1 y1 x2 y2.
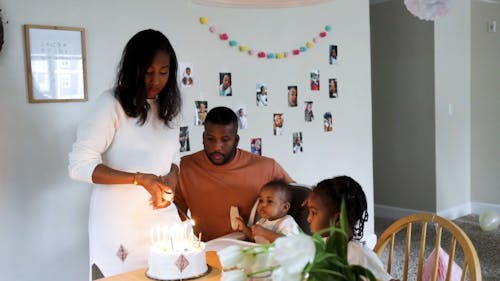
471 0 500 205
434 0 471 215
0 0 374 280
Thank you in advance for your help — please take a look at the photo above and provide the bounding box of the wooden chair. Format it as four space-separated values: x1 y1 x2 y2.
373 213 481 281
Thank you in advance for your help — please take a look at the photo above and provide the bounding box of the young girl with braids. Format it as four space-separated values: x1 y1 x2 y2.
305 176 398 281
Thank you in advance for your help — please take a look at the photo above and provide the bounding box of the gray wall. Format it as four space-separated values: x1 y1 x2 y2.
471 1 500 204
371 0 500 216
0 0 375 280
370 0 436 211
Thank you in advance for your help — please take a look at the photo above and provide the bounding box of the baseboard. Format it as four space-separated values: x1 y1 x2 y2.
437 203 471 220
374 204 425 220
375 202 500 221
471 201 500 215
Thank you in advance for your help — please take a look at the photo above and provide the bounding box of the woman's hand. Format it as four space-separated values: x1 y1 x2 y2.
136 173 171 209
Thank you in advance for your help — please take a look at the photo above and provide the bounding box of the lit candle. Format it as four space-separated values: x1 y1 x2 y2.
162 226 168 242
156 225 160 243
150 227 154 245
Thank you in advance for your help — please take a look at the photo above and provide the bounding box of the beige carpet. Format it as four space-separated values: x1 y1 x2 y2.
374 214 500 281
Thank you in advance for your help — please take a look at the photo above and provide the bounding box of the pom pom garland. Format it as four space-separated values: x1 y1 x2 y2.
199 16 331 60
199 17 208 24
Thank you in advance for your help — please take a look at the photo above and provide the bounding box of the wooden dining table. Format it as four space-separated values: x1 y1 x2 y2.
97 251 222 281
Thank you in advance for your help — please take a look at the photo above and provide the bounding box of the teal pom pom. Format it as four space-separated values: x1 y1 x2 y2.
229 40 238 47
325 25 332 32
267 53 276 59
300 46 307 52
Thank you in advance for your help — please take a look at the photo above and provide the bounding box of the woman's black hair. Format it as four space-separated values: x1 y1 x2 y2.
312 176 369 240
114 29 181 127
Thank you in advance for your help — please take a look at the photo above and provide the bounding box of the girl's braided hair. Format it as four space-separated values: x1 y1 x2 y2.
312 176 369 240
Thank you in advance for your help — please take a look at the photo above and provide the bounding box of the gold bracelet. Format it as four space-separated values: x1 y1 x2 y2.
133 172 140 185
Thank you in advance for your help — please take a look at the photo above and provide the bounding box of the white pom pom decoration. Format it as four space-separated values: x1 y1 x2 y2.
404 0 452 21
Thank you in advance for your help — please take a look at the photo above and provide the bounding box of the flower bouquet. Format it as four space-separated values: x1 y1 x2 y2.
217 200 377 281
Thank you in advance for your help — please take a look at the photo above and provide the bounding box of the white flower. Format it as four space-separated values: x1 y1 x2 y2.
221 269 246 281
271 267 303 281
273 234 315 274
217 245 244 269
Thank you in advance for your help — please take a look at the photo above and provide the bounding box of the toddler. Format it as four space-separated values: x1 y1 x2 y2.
305 176 398 281
236 180 300 244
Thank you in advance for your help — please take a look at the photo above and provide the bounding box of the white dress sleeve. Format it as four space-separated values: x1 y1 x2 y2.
68 91 121 183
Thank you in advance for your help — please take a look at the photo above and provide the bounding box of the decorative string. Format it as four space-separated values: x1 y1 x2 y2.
199 16 331 60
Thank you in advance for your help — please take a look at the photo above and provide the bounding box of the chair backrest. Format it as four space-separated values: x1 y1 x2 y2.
287 183 311 234
373 213 481 281
247 183 311 235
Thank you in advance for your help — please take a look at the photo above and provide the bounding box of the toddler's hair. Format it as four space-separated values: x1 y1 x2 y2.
261 180 292 204
312 176 368 240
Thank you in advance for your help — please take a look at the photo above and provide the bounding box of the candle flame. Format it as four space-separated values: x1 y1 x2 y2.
190 219 196 226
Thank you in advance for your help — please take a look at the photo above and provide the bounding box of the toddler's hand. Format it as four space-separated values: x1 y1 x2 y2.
251 225 268 237
234 216 246 231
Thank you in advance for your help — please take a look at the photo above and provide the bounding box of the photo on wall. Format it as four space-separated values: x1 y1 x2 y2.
250 138 262 156
310 70 320 91
323 112 333 132
256 83 268 106
235 106 248 129
273 113 284 136
293 132 303 154
329 78 338 98
304 101 314 122
194 100 208 126
179 126 190 152
287 86 298 107
179 62 194 87
329 45 338 65
219 72 232 96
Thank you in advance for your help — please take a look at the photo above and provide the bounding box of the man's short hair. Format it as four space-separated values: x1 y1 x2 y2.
205 106 238 130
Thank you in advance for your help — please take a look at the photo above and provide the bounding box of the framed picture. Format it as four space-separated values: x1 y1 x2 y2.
23 25 88 103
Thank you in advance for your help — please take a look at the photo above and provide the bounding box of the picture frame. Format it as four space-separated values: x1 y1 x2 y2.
23 24 88 103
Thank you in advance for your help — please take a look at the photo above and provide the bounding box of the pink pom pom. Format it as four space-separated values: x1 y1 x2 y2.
284 52 290 58
320 31 327 38
209 26 216 33
219 33 229 40
248 50 256 56
293 49 300 55
313 37 320 43
257 52 266 58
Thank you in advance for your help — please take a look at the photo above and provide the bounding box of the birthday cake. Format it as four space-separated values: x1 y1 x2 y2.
147 240 207 280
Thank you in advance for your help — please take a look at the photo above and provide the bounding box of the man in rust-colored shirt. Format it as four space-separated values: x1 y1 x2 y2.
174 106 294 241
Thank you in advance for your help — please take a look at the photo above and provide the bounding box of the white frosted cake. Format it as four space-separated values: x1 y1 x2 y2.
147 240 207 280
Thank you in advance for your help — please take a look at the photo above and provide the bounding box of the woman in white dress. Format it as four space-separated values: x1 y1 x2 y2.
68 29 183 279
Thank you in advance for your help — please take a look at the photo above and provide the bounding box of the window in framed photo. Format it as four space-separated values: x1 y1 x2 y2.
23 24 88 103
